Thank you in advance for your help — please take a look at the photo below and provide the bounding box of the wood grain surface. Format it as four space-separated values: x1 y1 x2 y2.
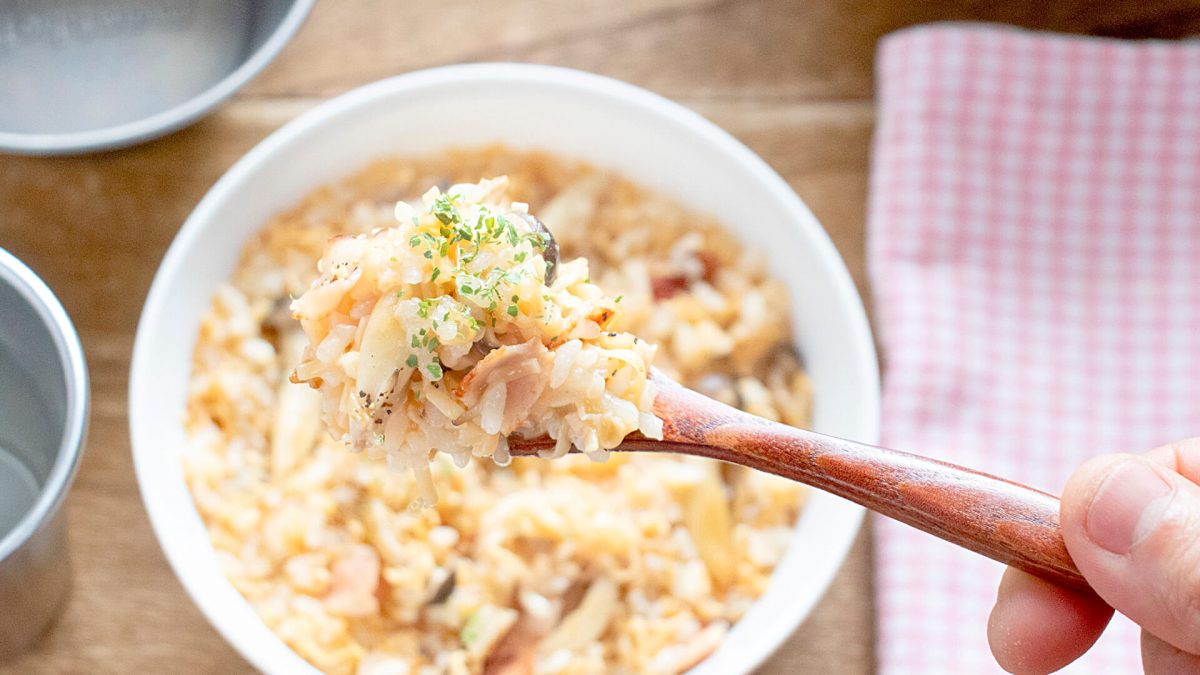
0 1 1193 673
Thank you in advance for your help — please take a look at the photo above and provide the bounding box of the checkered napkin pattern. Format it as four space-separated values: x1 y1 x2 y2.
869 24 1200 673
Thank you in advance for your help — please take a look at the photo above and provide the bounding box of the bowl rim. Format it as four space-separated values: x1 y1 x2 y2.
0 0 315 156
0 248 90 563
130 63 880 673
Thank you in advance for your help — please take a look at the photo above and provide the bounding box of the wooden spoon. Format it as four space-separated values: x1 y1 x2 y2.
509 370 1089 591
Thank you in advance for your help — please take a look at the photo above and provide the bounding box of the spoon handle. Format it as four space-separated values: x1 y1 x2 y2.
644 377 1090 591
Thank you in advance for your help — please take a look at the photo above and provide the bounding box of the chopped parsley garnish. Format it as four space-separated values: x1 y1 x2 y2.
431 194 462 226
383 187 601 380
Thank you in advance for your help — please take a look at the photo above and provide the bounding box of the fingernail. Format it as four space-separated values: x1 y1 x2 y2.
1085 459 1174 554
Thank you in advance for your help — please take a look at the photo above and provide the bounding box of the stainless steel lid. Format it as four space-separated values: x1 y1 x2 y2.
0 0 313 155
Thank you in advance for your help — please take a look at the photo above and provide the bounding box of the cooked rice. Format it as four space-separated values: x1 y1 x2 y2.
184 146 812 675
289 178 662 507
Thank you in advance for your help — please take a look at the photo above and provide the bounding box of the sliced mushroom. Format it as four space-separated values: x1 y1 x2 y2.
683 464 736 589
272 332 323 476
426 568 456 605
647 622 729 674
510 212 559 286
482 613 539 675
356 294 412 405
538 577 618 654
271 378 322 476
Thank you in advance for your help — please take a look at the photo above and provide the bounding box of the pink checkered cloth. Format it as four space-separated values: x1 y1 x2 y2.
869 24 1200 673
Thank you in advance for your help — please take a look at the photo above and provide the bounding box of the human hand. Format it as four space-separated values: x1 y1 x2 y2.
988 439 1200 673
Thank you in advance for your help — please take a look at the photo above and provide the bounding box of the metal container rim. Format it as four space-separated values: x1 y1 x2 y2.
0 0 315 156
0 248 90 562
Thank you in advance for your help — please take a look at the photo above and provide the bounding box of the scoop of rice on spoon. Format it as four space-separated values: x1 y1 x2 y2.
291 178 663 506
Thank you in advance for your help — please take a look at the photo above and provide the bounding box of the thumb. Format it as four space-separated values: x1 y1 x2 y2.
1061 453 1200 656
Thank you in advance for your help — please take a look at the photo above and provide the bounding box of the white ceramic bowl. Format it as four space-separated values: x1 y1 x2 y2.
130 64 879 674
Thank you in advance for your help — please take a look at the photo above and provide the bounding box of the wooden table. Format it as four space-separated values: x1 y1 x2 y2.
1 2 1193 672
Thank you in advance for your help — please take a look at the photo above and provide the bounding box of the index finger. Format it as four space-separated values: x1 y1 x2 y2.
988 567 1112 673
1143 437 1200 485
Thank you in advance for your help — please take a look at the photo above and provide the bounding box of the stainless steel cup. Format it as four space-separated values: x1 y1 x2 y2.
0 248 88 660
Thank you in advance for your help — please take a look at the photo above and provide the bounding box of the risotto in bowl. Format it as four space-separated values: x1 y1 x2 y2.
130 65 879 675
